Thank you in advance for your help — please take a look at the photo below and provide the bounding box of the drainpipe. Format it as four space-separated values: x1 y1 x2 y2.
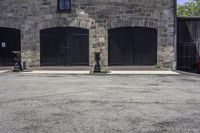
173 0 177 70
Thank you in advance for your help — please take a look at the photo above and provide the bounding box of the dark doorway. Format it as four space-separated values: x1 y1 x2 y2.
40 27 89 66
108 27 157 66
0 27 20 66
177 17 200 72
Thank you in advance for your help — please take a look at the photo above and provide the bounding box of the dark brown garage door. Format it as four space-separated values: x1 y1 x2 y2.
40 27 89 66
0 27 20 66
108 27 157 66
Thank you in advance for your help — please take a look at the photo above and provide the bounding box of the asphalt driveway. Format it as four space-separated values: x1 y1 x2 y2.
0 72 200 133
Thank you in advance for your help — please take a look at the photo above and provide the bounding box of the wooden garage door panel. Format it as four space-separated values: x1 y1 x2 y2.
108 28 134 65
108 27 157 66
0 28 20 66
134 27 157 65
40 27 89 66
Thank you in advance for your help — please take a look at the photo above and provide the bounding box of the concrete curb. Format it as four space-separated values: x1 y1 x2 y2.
175 70 200 76
0 70 9 74
22 71 90 74
21 70 180 75
108 71 180 75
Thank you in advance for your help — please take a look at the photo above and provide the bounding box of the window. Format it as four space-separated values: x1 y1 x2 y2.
58 0 71 11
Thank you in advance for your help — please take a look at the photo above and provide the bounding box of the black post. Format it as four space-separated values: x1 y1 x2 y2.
23 61 26 70
94 52 101 73
12 51 23 72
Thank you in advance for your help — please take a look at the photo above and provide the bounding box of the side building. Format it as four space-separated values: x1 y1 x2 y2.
0 0 176 71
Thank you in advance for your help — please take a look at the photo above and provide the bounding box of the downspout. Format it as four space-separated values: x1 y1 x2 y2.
173 0 177 70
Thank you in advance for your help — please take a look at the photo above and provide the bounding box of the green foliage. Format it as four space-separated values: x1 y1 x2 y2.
154 63 161 69
177 0 200 16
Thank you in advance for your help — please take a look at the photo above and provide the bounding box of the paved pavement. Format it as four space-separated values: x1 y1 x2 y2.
0 72 200 133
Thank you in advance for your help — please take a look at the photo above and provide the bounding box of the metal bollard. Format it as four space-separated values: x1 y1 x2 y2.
94 52 101 73
23 61 26 70
12 51 23 72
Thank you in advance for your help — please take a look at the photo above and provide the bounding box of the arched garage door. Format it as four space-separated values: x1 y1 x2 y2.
0 27 20 66
108 27 157 66
40 27 89 66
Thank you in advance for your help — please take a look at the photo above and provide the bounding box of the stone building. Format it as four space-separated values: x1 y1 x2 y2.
0 0 176 71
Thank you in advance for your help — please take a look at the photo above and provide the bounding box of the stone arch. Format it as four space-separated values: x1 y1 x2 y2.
39 19 92 30
107 19 158 30
39 19 69 30
0 22 21 30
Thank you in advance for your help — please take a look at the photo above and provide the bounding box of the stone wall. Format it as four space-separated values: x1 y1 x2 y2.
0 0 176 69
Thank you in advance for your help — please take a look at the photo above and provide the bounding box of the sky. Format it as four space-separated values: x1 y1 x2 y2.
177 0 189 4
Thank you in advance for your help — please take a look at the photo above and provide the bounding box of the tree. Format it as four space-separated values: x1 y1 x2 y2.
177 0 200 16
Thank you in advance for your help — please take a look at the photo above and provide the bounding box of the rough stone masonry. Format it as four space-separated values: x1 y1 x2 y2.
0 0 176 70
